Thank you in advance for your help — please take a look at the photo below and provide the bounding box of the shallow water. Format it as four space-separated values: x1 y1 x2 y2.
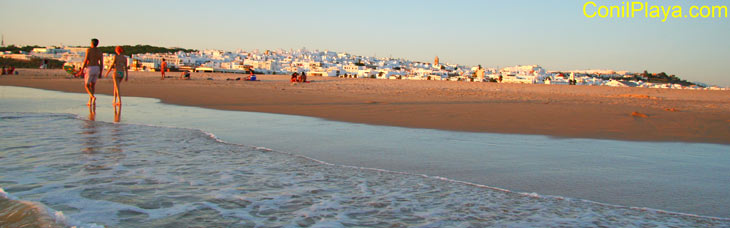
1 86 730 225
1 112 728 227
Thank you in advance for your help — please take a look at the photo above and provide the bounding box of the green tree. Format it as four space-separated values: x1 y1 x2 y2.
1 57 64 69
0 45 42 53
98 45 196 55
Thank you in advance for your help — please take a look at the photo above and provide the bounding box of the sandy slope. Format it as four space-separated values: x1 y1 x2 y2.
2 68 729 144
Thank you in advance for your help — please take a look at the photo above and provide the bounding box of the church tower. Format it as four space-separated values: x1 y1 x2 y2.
434 56 439 66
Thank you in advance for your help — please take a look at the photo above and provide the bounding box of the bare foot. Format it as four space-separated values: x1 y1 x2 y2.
91 96 96 105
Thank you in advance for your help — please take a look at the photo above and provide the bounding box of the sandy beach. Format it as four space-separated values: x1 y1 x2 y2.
1 68 729 144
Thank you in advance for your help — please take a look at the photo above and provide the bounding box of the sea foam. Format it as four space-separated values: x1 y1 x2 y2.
1 112 729 227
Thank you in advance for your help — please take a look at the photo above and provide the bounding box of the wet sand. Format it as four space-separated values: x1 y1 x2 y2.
2 69 729 144
0 197 62 228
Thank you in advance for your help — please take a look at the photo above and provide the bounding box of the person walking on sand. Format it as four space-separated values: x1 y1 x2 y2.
104 46 128 106
77 38 103 106
160 58 167 80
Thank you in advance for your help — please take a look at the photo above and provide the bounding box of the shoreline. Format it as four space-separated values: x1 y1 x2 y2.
2 68 729 144
2 112 728 226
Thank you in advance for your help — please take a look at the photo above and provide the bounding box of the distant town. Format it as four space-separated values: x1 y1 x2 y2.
1 44 726 90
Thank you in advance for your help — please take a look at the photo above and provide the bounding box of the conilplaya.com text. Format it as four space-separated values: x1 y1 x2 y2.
583 1 727 22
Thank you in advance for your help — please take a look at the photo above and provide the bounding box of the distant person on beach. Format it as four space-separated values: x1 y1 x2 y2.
180 70 191 80
246 70 256 81
300 72 307 83
291 72 299 83
77 38 103 106
569 72 577 85
7 65 15 75
296 72 304 83
104 46 128 106
476 65 485 82
160 58 167 80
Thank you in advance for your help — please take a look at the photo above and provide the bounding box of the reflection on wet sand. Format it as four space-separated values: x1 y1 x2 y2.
80 106 127 173
113 105 121 123
81 107 99 155
111 107 125 155
87 105 96 121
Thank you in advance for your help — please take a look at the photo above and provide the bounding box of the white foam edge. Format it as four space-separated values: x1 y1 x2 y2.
198 134 730 222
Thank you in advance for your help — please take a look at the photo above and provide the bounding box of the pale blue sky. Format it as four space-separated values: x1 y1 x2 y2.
1 0 728 86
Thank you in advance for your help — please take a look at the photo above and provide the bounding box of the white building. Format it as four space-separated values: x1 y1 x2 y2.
343 64 363 73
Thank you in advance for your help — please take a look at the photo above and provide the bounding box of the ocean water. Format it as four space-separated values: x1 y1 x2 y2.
1 86 730 227
1 112 728 227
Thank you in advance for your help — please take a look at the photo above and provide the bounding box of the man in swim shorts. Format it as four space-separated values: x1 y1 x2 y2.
77 38 103 106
